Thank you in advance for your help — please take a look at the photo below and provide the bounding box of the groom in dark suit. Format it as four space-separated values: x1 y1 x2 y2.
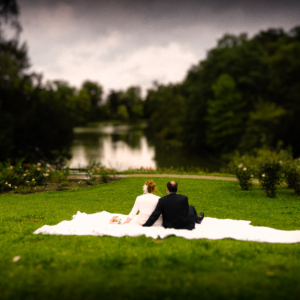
143 181 204 230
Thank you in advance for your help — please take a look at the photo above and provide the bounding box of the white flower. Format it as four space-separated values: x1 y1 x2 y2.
8 184 11 187
23 174 27 176
12 256 21 262
26 181 29 183
262 174 265 177
37 163 41 167
251 175 253 177
5 182 7 185
279 160 283 164
143 184 148 194
37 168 41 171
238 164 243 168
243 167 247 171
32 179 35 181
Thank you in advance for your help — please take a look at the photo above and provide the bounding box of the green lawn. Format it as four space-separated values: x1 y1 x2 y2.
1 177 300 300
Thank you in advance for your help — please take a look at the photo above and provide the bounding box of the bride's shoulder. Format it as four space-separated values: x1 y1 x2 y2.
137 193 160 200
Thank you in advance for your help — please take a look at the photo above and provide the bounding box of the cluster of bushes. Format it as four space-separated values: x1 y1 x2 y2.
229 148 300 197
0 161 56 192
0 160 115 194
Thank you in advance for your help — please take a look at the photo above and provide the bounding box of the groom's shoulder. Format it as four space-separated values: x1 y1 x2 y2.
159 195 169 201
176 194 188 199
160 194 187 200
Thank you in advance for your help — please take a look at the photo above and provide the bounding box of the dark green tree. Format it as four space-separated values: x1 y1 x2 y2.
145 83 185 141
205 74 246 153
80 80 103 121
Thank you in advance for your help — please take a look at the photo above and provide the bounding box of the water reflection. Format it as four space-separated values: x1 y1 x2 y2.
69 123 156 170
69 123 223 171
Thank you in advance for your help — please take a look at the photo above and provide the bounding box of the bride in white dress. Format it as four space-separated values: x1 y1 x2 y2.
110 180 163 226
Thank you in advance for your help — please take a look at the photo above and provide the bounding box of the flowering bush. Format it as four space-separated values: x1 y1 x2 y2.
258 163 282 198
235 165 254 190
229 148 297 197
229 154 255 190
0 161 54 193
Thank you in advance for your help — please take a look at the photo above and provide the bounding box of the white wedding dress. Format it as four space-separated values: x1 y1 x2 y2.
128 193 162 226
33 194 300 244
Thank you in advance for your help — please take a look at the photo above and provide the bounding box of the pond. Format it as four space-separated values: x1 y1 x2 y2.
69 123 224 171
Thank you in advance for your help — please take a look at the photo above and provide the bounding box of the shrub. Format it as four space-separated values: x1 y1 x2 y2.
258 163 282 198
235 165 253 190
283 158 300 189
229 148 295 196
0 160 56 193
229 154 255 190
101 173 110 183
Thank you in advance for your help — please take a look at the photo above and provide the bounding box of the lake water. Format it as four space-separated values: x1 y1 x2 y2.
69 123 223 171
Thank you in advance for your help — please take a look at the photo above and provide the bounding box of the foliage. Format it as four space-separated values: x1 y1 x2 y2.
234 165 253 190
0 0 21 39
283 158 300 195
177 27 300 156
257 162 282 198
0 160 53 192
229 148 298 197
0 7 77 163
115 104 129 121
205 74 246 153
0 3 146 164
144 83 185 141
0 162 117 194
100 173 110 183
105 87 145 122
239 100 287 150
1 178 300 299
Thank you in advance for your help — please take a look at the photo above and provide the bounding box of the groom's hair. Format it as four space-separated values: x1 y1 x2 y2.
167 181 178 193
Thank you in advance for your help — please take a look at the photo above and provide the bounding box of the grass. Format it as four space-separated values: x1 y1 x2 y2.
114 169 235 177
88 168 235 177
1 177 300 300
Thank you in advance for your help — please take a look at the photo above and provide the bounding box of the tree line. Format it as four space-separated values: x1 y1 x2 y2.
1 0 300 164
0 0 145 163
145 26 300 158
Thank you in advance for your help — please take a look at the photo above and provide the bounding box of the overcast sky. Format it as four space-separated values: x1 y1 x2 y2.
18 0 300 95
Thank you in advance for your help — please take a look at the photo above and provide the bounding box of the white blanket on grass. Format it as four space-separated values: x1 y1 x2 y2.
33 211 300 244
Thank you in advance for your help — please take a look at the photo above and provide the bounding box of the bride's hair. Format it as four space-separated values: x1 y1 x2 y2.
145 180 156 193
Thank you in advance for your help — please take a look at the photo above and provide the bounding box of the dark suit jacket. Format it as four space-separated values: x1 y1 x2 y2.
142 193 195 230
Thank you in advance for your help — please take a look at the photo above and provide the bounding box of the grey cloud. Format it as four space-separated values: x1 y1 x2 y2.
17 0 300 92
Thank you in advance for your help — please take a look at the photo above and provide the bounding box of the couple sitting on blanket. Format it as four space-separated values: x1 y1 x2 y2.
111 180 204 230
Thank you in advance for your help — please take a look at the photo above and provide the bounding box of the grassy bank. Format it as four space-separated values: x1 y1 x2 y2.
1 177 300 299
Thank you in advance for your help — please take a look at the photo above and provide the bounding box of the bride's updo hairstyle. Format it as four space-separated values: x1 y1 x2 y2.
144 180 156 193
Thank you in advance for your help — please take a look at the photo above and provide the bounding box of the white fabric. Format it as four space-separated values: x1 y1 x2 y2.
34 211 300 244
128 193 162 226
